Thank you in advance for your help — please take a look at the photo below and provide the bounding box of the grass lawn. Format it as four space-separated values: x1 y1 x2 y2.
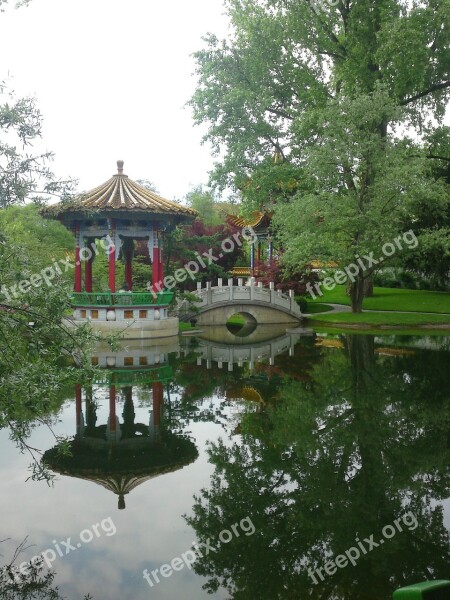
179 322 196 332
227 314 246 326
308 312 450 326
311 325 450 336
308 285 450 314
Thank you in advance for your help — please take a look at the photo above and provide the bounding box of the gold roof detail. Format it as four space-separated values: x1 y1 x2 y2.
226 210 272 230
43 161 197 220
231 266 251 277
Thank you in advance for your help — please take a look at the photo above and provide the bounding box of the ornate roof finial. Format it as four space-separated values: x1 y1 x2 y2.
117 160 124 175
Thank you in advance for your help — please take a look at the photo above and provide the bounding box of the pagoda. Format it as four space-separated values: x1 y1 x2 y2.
43 161 196 338
227 211 273 278
43 340 198 510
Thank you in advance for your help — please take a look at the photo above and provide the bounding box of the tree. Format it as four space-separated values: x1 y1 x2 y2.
0 539 93 599
185 335 450 598
0 85 76 207
190 0 450 311
162 217 246 288
0 0 92 478
0 203 74 272
185 186 223 226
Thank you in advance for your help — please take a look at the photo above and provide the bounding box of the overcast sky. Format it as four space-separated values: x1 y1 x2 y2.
0 0 229 201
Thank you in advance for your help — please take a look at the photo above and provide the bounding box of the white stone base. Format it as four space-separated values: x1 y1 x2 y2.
63 316 179 339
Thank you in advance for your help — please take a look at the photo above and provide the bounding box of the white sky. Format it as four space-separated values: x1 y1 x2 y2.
0 0 229 201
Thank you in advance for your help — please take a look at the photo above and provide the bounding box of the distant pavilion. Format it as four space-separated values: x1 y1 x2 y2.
43 160 196 293
227 211 273 278
42 161 196 338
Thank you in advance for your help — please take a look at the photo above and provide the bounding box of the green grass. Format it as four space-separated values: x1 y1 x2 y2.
179 322 196 332
306 303 334 314
311 325 450 336
308 312 450 326
226 314 246 326
308 285 450 314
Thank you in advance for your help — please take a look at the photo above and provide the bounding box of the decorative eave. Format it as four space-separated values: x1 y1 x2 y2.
41 160 197 224
43 433 198 509
226 210 272 231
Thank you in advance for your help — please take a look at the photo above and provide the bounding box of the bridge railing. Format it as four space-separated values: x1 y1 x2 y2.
194 278 302 316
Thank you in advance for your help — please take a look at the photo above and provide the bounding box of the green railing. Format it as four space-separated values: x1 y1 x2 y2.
95 365 173 386
72 291 174 307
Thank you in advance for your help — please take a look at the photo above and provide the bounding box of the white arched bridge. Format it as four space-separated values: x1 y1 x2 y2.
180 278 303 326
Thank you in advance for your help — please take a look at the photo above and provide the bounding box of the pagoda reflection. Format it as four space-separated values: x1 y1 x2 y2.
43 340 198 509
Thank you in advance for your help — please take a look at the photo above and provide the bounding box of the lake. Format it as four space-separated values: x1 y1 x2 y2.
1 327 449 599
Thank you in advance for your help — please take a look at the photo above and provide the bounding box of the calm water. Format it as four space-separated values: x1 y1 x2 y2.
1 328 449 600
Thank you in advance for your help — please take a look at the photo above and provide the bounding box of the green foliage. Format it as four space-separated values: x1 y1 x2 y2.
190 0 450 311
0 237 96 478
185 185 224 226
163 218 245 288
308 284 450 313
0 204 74 277
185 335 450 598
236 159 309 213
0 85 76 207
0 43 94 481
308 311 450 326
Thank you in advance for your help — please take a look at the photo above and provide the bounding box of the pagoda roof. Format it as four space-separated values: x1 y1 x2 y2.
226 210 272 231
43 432 198 509
42 161 197 222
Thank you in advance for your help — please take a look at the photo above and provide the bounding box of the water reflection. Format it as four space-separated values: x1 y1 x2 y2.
1 333 448 600
44 340 198 510
184 334 450 599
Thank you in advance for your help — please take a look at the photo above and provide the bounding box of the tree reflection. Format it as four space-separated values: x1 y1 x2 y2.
185 335 450 599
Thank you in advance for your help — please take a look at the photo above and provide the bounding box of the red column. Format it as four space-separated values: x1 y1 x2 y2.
109 385 116 433
152 382 163 427
75 384 82 429
109 222 116 293
152 223 160 292
85 254 93 293
74 223 82 292
125 250 133 290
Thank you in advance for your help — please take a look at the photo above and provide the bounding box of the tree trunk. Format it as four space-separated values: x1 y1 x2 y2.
349 277 365 312
364 277 374 297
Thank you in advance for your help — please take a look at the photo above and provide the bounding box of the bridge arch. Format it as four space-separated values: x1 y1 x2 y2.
191 280 302 326
226 311 258 337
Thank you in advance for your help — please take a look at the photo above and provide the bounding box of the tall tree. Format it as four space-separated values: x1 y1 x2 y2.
0 1 92 481
190 0 450 311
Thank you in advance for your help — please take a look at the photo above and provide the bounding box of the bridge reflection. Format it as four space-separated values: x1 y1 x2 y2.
185 325 313 371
